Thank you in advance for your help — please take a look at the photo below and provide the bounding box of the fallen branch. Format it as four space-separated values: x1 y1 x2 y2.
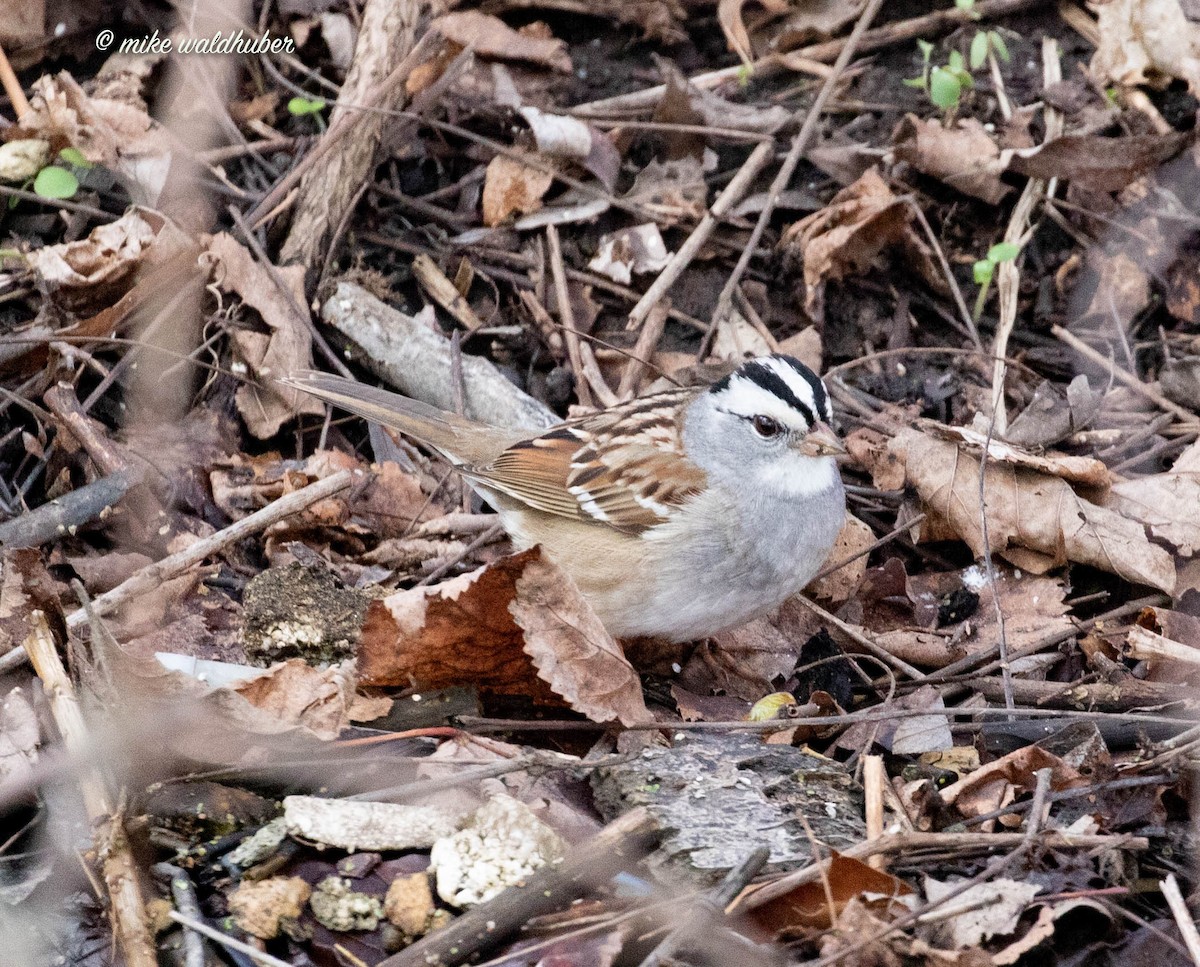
63 468 355 630
378 807 660 967
24 611 158 967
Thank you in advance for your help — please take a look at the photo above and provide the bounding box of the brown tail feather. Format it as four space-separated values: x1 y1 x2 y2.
278 371 520 464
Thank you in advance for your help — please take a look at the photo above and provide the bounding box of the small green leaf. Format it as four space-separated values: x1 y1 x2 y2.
902 76 928 89
929 67 962 110
287 96 326 116
33 166 79 199
955 0 976 10
973 259 994 285
948 49 965 71
917 39 934 60
989 30 1011 63
970 31 989 70
58 147 94 169
988 242 1020 263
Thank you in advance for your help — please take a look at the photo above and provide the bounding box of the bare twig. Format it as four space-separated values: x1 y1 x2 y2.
547 224 611 406
1052 324 1195 423
626 140 774 332
0 42 30 118
63 469 355 630
166 911 292 967
989 37 1063 434
711 0 886 332
863 754 886 870
637 847 771 967
1161 874 1200 967
794 595 923 680
24 613 158 967
377 808 660 967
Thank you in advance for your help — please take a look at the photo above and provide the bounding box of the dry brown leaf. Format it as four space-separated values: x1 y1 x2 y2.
358 548 649 725
940 745 1086 819
21 71 176 204
623 156 708 225
873 571 1072 668
1092 0 1200 89
772 0 867 49
677 596 825 701
1104 439 1200 556
810 514 872 603
232 659 356 740
482 154 555 227
511 553 652 725
781 168 913 319
895 429 1175 592
1074 249 1152 328
23 72 155 163
746 851 913 933
433 12 571 73
203 232 322 438
923 879 1042 949
27 209 191 314
710 308 774 361
921 420 1111 488
893 115 1010 204
718 0 790 63
1008 130 1189 192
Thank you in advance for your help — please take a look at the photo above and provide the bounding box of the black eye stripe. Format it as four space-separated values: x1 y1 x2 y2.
740 362 816 427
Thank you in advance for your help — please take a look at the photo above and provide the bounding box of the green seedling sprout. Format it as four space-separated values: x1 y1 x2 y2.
904 39 936 91
970 28 1011 70
973 242 1021 320
288 96 328 131
30 147 94 201
928 49 973 112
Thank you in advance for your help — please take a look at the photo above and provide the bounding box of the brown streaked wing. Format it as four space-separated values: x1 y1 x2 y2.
474 388 706 533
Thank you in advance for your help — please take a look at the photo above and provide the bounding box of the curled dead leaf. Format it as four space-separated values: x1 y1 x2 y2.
781 169 914 320
895 429 1175 592
433 12 571 73
358 548 650 725
893 115 1010 205
482 154 555 227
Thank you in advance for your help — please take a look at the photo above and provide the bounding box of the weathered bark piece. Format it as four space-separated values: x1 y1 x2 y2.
279 0 422 269
591 732 865 883
321 282 555 430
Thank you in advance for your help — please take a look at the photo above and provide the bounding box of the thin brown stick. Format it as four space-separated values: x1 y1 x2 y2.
572 0 1042 117
0 42 31 118
711 0 886 332
794 595 924 680
547 225 607 406
1161 874 1200 967
626 140 774 332
24 613 158 967
246 30 438 230
808 513 926 585
1052 325 1194 422
378 808 660 967
863 754 886 870
62 469 355 630
618 302 669 399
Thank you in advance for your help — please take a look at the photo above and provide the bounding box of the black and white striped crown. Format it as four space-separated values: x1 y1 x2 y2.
709 354 832 429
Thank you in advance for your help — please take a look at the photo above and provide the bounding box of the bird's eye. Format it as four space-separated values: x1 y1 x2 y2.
751 415 782 438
